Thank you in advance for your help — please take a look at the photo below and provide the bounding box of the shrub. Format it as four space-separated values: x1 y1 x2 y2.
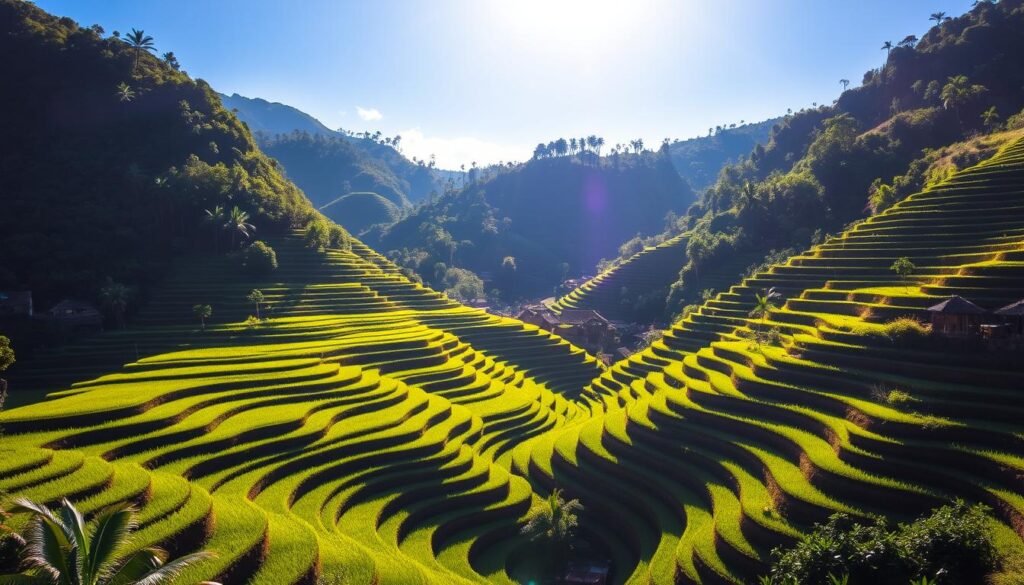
765 502 997 585
1006 107 1024 131
243 241 278 276
883 317 931 345
328 225 351 250
304 219 331 250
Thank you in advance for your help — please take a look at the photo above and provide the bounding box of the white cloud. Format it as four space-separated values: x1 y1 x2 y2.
397 128 530 170
356 106 383 121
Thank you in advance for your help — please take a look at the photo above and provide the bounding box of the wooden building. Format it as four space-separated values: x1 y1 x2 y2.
995 299 1024 336
926 295 985 337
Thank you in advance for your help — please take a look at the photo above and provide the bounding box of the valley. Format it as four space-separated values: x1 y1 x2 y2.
3 1 1024 584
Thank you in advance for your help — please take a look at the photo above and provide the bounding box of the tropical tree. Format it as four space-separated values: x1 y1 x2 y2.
749 287 782 349
981 105 1000 130
115 82 135 103
203 206 226 251
898 35 918 48
2 498 214 585
123 28 156 75
247 289 265 320
99 279 133 330
520 489 583 573
940 75 987 128
891 257 916 292
881 41 893 63
193 304 212 330
223 206 256 249
162 51 180 70
930 11 947 25
839 79 850 91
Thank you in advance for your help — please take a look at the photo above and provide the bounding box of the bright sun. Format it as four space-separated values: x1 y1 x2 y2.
492 0 650 56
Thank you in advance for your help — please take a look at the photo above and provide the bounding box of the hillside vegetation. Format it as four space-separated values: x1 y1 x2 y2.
320 191 402 235
223 93 443 206
668 119 778 191
369 151 695 298
570 0 1024 322
0 0 316 309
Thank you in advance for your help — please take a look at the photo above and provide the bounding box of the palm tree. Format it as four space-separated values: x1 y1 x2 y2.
204 206 226 252
749 287 782 349
223 206 255 249
4 498 214 585
881 41 893 63
115 82 135 103
100 279 133 330
940 75 987 128
839 79 850 91
520 489 583 573
930 11 947 25
124 28 156 75
595 136 605 157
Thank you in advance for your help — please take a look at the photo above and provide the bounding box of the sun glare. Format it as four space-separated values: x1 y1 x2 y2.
492 0 650 56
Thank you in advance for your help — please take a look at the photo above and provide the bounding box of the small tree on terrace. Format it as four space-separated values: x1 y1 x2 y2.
749 287 782 349
3 498 214 584
520 488 583 574
247 289 265 320
193 304 212 330
891 257 916 293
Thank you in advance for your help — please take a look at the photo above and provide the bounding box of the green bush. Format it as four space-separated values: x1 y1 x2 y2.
882 317 931 345
304 219 331 250
243 241 278 276
765 502 997 585
328 225 351 250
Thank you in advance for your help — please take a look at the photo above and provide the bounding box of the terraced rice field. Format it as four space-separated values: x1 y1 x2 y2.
4 138 1024 584
552 234 690 320
552 234 762 323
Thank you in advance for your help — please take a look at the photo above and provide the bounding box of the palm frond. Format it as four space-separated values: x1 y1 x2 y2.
86 503 136 582
132 551 215 585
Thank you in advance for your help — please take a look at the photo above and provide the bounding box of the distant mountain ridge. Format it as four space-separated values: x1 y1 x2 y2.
219 92 335 136
220 92 443 206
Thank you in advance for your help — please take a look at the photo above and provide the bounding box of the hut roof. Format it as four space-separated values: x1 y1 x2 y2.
559 309 609 325
926 295 985 315
995 299 1024 316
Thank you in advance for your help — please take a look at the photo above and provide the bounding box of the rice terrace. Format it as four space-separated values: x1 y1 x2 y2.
3 1 1024 584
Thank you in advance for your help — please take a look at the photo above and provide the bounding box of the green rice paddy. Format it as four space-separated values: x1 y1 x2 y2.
4 138 1024 584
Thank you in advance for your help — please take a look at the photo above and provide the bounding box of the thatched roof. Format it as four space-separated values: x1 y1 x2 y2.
926 295 985 315
995 299 1024 316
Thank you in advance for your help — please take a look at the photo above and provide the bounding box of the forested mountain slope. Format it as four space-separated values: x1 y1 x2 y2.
369 152 695 297
668 119 778 192
223 93 442 206
623 0 1024 318
0 1 317 308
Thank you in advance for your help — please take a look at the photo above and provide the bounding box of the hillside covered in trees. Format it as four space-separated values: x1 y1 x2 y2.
667 118 779 191
367 148 695 298
604 0 1024 319
0 1 321 316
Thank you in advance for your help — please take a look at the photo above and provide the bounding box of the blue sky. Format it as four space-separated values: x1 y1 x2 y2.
38 0 974 168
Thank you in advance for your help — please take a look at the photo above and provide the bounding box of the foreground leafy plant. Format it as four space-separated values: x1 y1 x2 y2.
1 498 215 585
763 501 997 585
